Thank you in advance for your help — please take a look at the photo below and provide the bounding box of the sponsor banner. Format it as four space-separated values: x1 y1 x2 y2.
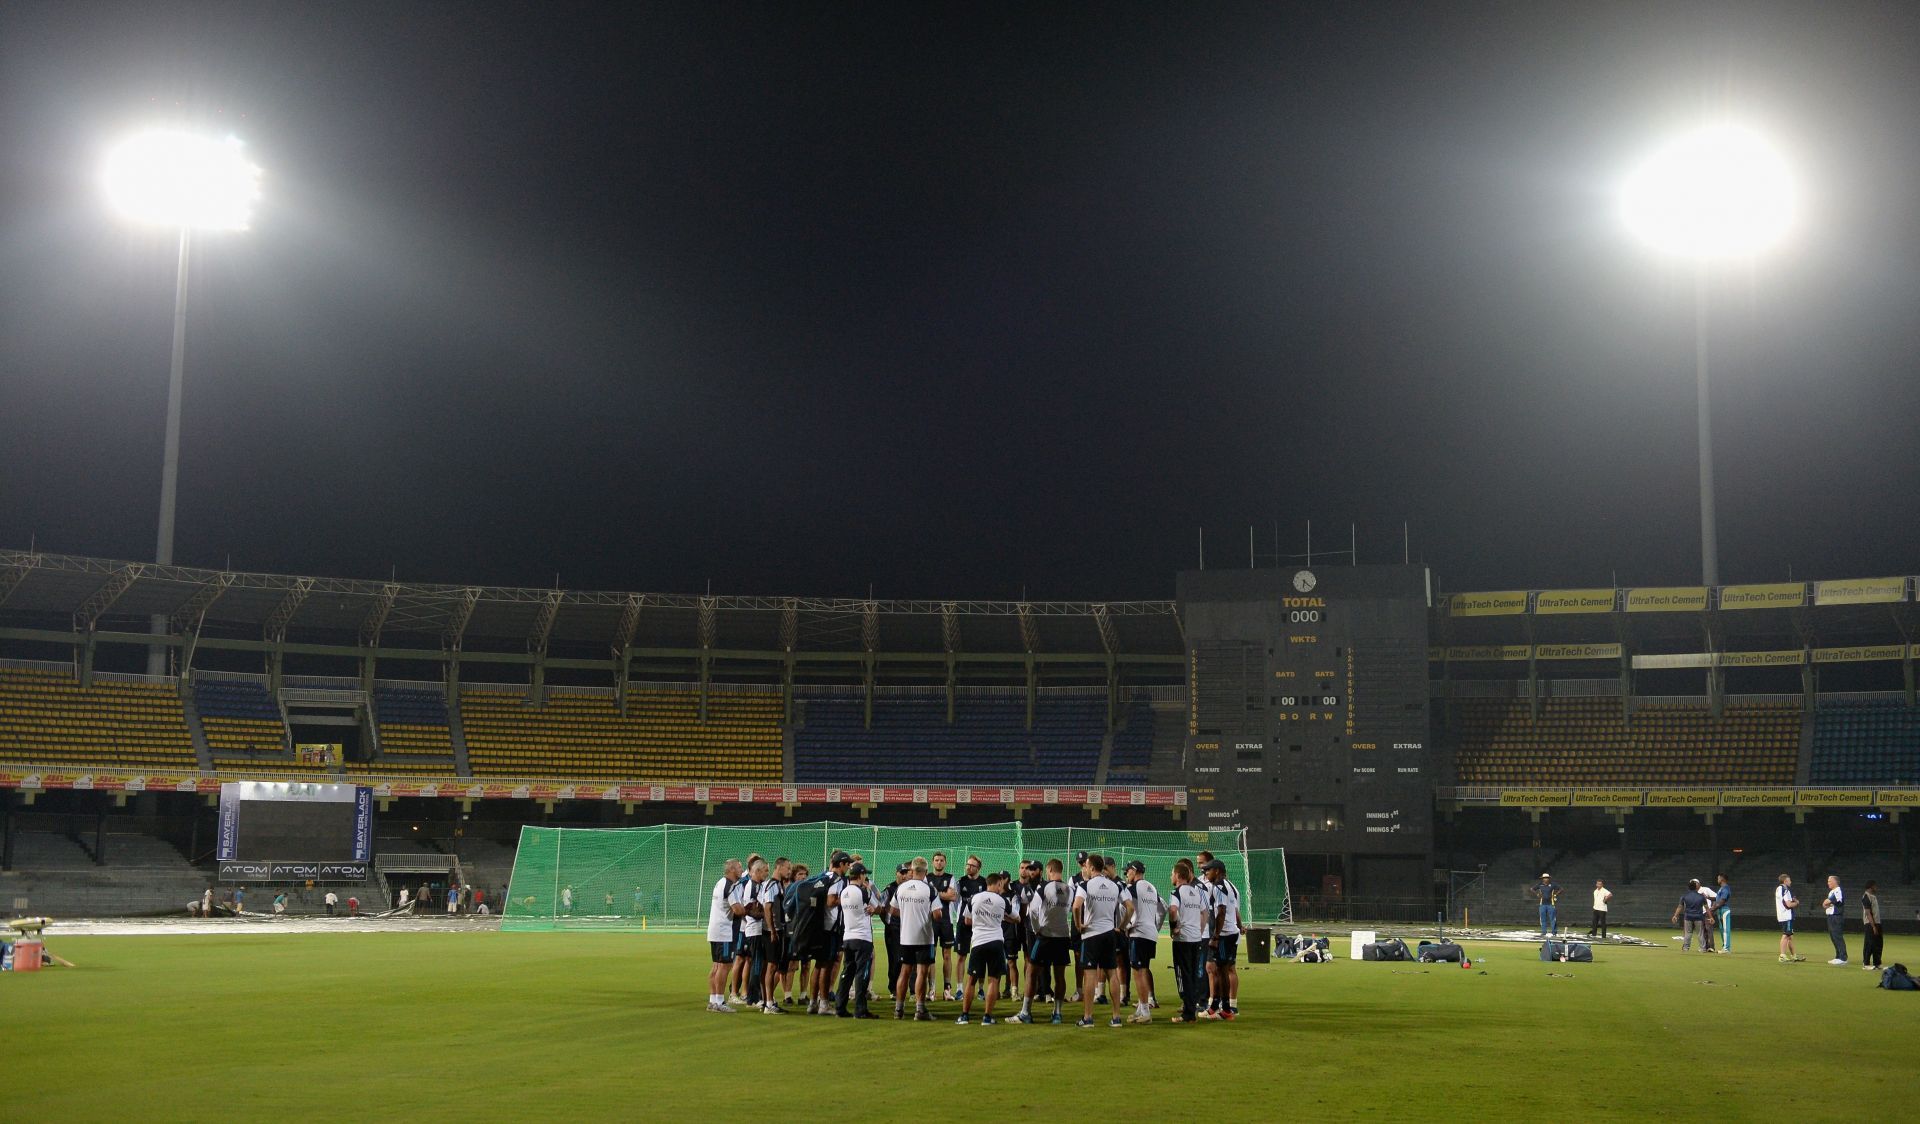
1534 588 1617 615
795 787 828 803
1813 576 1906 606
1645 789 1720 807
1449 591 1528 617
1875 789 1920 808
1498 789 1571 807
219 860 369 883
216 784 240 860
1535 643 1623 661
1718 789 1794 808
1795 789 1873 807
1571 789 1645 807
1717 650 1804 668
352 786 373 862
1719 582 1805 610
0 770 25 789
1444 645 1531 662
1812 645 1906 664
1625 587 1709 613
38 772 79 789
83 773 132 792
1631 652 1714 670
925 788 958 804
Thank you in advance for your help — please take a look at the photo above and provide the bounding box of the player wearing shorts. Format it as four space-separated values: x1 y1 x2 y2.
1120 860 1164 1022
1073 853 1125 1028
890 857 937 1020
705 858 743 1012
1017 858 1074 1024
729 859 771 1009
1203 859 1242 1019
809 851 853 1014
956 870 1015 1023
1776 873 1803 962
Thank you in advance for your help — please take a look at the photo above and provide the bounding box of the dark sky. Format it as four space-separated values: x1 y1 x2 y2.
3 2 1919 601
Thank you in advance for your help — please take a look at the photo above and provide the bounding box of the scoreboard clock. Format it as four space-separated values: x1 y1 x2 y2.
1177 565 1432 897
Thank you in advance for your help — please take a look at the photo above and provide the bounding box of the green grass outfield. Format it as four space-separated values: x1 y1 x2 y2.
3 928 1910 1121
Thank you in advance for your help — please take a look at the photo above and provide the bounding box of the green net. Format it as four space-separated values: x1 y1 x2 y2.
1244 847 1293 924
500 821 1278 931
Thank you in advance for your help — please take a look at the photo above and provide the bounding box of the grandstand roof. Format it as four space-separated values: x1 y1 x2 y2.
0 550 1184 658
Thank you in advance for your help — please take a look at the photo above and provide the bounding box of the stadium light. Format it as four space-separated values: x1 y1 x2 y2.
103 129 262 676
1618 121 1797 588
1618 123 1796 261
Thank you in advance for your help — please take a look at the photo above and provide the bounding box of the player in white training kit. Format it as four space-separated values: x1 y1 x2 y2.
1072 853 1126 1029
1120 860 1165 1023
706 858 743 1012
956 870 1016 1024
1203 859 1242 1019
890 858 937 1020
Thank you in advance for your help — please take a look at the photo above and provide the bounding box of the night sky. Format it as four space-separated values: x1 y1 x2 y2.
3 2 1919 602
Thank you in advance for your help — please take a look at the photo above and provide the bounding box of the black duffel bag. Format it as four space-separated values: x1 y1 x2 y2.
1539 940 1593 962
1417 941 1464 963
1362 938 1411 962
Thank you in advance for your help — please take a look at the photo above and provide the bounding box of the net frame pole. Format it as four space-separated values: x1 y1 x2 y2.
553 827 563 926
698 825 710 925
659 825 669 924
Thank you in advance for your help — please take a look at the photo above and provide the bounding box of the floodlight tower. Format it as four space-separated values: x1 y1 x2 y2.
102 129 261 676
1619 123 1795 588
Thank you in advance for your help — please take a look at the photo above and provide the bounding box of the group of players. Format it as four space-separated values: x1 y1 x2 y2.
704 847 1246 1026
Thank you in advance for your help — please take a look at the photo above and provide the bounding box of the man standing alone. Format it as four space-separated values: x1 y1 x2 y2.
1531 873 1559 937
1861 880 1884 972
1587 880 1612 938
1776 874 1803 963
1822 875 1848 966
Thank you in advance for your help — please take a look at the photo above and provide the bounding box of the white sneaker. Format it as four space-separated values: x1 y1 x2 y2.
708 1000 735 1013
1147 997 1159 1008
1828 958 1846 966
1864 965 1878 971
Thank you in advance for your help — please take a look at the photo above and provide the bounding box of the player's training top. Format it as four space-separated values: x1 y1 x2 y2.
966 890 1008 946
1074 875 1122 937
895 878 935 945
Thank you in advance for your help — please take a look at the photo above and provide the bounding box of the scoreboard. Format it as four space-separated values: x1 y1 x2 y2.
1177 566 1431 896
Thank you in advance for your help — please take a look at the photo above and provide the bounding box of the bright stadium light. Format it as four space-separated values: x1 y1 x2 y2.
1617 121 1797 589
1618 122 1796 261
103 129 261 231
103 128 263 675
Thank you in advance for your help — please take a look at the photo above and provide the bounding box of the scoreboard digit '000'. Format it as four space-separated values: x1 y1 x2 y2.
1177 565 1432 901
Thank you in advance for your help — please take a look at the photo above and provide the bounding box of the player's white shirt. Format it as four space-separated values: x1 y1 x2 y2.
895 877 935 944
1169 882 1210 941
756 878 782 930
1592 888 1610 911
1775 884 1795 922
966 890 1008 946
733 877 767 937
1125 879 1165 940
840 884 873 943
1210 879 1242 935
825 874 848 929
1824 886 1843 916
1074 875 1122 937
1036 880 1074 937
706 877 734 941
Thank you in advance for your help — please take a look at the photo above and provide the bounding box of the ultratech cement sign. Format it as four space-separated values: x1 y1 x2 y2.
218 861 370 882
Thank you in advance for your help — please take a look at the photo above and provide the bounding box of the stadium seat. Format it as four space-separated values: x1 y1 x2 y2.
0 667 197 768
792 692 1109 785
1810 699 1920 785
1449 696 1799 786
460 688 782 781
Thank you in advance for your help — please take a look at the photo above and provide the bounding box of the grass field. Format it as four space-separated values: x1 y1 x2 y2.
4 927 1911 1121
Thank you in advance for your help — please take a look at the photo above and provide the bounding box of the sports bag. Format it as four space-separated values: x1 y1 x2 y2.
1417 941 1464 963
1539 940 1593 962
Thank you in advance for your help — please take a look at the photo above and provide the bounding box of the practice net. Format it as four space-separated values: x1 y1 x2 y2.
500 821 1284 931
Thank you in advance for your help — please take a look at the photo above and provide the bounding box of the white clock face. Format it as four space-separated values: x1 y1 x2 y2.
1293 570 1316 592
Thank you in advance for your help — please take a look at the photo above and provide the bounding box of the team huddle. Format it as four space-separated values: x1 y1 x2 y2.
704 848 1246 1026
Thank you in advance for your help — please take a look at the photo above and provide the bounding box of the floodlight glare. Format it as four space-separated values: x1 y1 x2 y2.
1618 123 1795 261
103 129 261 231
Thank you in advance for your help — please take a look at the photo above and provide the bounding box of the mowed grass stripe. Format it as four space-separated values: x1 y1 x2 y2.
2 929 1910 1120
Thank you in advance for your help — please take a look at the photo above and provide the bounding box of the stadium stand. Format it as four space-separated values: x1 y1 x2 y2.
793 692 1107 784
1450 696 1800 786
0 666 197 768
460 687 782 780
1811 699 1920 785
1105 691 1153 785
371 685 456 771
193 677 297 768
